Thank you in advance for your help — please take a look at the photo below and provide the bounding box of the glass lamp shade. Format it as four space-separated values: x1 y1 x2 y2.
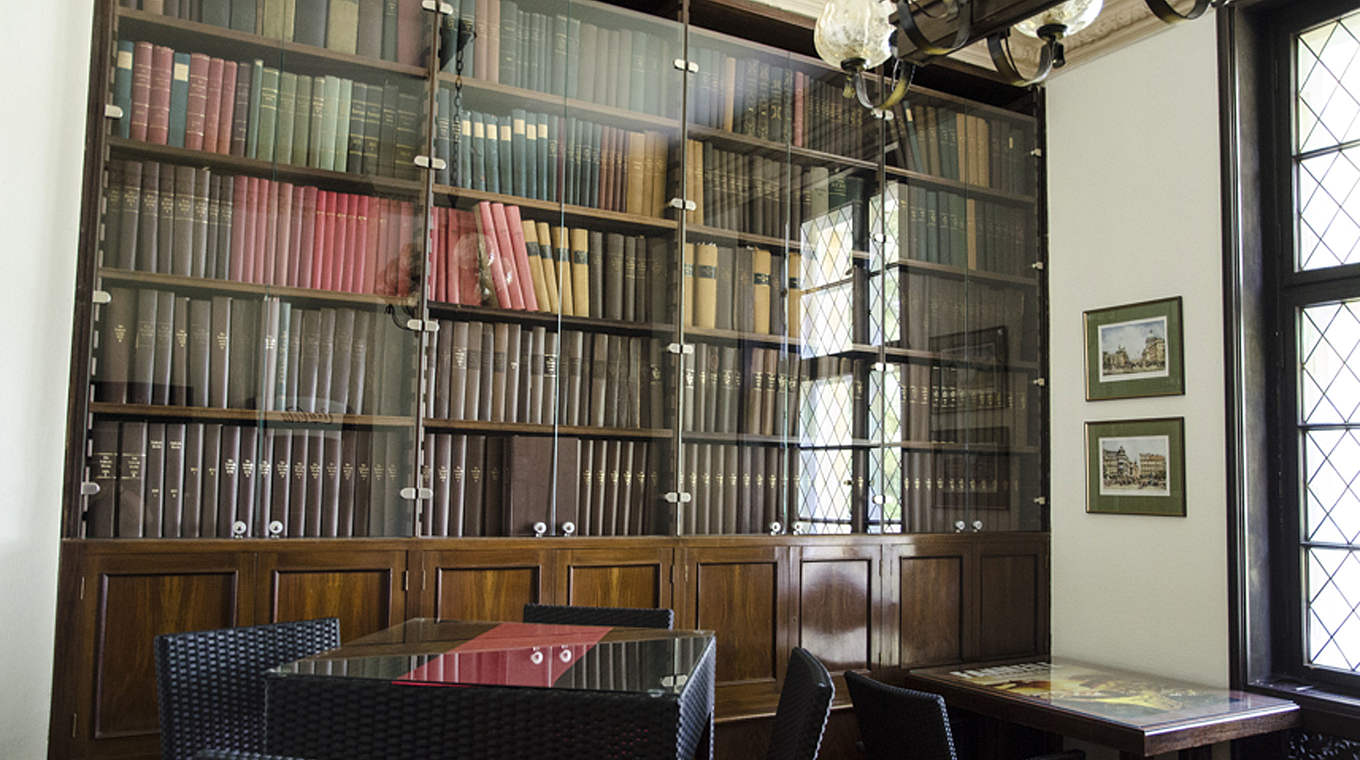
1013 0 1103 38
814 0 894 70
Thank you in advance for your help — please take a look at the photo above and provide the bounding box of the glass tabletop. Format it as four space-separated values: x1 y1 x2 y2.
271 618 715 696
910 658 1298 730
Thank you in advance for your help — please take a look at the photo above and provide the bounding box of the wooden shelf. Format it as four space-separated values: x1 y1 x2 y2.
116 8 428 80
435 184 679 233
882 165 1036 205
686 223 793 251
832 344 1041 372
684 326 799 349
439 74 681 131
422 419 673 439
427 301 673 335
682 431 794 445
889 258 1040 288
892 441 1040 454
107 137 426 197
98 268 418 308
90 402 412 427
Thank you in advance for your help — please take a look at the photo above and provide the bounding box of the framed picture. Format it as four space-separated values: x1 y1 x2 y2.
1085 417 1186 516
1083 297 1184 400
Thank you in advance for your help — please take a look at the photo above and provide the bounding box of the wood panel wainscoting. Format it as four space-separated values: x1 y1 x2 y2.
47 532 1049 760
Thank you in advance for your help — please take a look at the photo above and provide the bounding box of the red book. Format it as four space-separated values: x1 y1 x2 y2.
229 176 248 281
490 203 525 310
382 199 400 296
241 177 260 283
477 202 514 310
325 192 342 290
287 185 305 287
203 58 224 154
436 207 449 302
148 45 174 145
356 195 372 294
397 0 423 67
185 53 210 150
347 194 364 292
373 198 391 295
445 207 459 304
296 186 318 288
311 191 331 290
398 202 415 296
253 177 270 283
426 207 440 301
217 61 237 154
130 42 153 141
504 205 538 311
276 182 295 286
263 180 280 285
336 193 354 292
456 210 480 306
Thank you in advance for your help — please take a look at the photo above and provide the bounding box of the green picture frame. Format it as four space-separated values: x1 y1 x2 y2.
1083 296 1184 401
1085 417 1186 517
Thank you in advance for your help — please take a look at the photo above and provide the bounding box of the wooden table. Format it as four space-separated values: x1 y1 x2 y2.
905 659 1300 759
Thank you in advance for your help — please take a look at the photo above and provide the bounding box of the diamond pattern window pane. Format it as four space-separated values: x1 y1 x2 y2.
1300 301 1360 424
1297 13 1360 153
1307 547 1360 673
1303 429 1360 545
796 448 853 534
1298 148 1360 269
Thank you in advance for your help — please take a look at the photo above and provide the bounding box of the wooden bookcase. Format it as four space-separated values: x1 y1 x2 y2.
51 0 1050 757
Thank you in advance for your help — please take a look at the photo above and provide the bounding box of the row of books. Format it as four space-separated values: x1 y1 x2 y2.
892 103 1034 196
875 182 1034 275
872 362 1032 448
569 438 659 537
113 39 425 178
681 345 795 437
123 0 427 67
96 291 414 416
682 244 798 337
425 323 667 430
680 442 788 535
87 421 412 538
105 160 419 295
428 202 673 324
896 278 1033 361
438 105 669 218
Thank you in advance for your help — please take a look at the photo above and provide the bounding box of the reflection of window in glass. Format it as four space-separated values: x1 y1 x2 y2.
800 203 856 358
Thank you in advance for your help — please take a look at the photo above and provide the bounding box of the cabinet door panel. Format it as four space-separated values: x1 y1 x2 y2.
257 549 406 642
416 547 551 623
897 554 966 667
795 544 878 673
558 547 673 611
680 545 790 687
978 552 1041 658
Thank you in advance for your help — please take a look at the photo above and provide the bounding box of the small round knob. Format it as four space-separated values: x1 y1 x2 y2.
530 649 545 665
954 520 967 533
231 521 248 538
532 521 548 537
971 520 984 532
561 521 576 536
792 522 806 535
267 520 284 538
767 521 783 536
559 649 572 663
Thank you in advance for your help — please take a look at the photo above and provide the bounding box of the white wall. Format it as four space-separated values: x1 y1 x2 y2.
1047 15 1227 688
0 0 94 756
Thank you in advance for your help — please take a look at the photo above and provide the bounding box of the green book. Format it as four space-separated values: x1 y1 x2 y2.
485 114 501 194
328 0 360 55
567 118 582 205
565 18 580 101
553 15 568 97
500 1 518 87
511 109 527 198
434 87 451 185
757 62 771 141
588 122 601 209
364 87 383 176
950 193 967 268
523 109 538 199
563 117 577 205
497 115 512 196
924 189 939 263
277 72 297 165
257 66 280 163
292 74 313 167
471 111 486 191
617 31 632 111
319 75 341 172
114 41 133 139
543 115 555 203
334 78 353 173
459 0 476 78
457 111 471 188
395 90 420 180
348 83 368 176
578 24 597 103
308 75 326 168
243 59 262 158
378 81 398 178
381 0 399 62
262 0 293 40
230 0 256 32
644 38 661 116
294 0 326 46
168 52 190 149
628 31 645 113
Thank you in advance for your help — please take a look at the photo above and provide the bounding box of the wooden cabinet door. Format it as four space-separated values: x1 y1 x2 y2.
885 538 973 669
676 542 793 698
975 536 1049 660
553 545 674 612
411 544 554 623
62 548 254 760
792 542 881 673
255 546 407 643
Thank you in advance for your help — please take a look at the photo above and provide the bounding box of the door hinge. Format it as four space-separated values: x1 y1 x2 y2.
422 569 427 591
402 570 409 591
78 577 85 600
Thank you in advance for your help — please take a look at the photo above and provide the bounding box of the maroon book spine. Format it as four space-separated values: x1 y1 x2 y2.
242 176 259 283
294 186 317 288
263 180 279 286
229 174 248 282
230 61 251 157
217 60 237 154
130 42 153 141
203 57 224 154
148 45 174 145
275 183 295 286
185 53 210 150
397 0 423 67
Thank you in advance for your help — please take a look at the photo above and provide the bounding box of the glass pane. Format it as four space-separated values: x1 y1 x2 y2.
90 1 432 538
1306 546 1360 673
1296 9 1360 270
1300 300 1360 425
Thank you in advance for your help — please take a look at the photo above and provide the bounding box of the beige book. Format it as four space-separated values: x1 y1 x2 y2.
570 228 591 319
695 243 719 329
752 247 772 334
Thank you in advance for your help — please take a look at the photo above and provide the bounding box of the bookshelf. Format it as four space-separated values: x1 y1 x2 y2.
70 0 1048 541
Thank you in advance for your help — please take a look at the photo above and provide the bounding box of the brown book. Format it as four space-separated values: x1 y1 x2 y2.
116 421 148 538
88 421 120 538
563 330 584 426
681 242 695 327
589 333 608 427
432 433 451 536
151 291 174 405
604 232 624 320
503 436 565 535
761 349 777 436
237 425 258 537
625 131 647 215
479 321 496 421
504 324 522 423
199 424 221 537
463 435 484 536
131 289 158 405
216 424 240 538
491 322 509 422
483 437 504 536
578 441 595 535
97 287 136 403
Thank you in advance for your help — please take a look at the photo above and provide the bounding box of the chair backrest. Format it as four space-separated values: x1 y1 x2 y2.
844 671 957 760
765 647 835 760
195 752 316 760
155 618 340 760
522 603 674 629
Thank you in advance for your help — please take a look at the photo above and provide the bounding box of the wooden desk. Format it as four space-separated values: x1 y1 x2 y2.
905 659 1300 759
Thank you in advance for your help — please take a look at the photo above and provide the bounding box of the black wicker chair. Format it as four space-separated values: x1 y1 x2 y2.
155 618 341 760
522 602 675 629
195 752 316 760
844 671 1085 760
766 647 835 760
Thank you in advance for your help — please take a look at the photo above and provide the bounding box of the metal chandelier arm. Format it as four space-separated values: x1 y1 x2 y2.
986 29 1057 88
851 66 912 111
1144 0 1211 23
895 0 974 58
